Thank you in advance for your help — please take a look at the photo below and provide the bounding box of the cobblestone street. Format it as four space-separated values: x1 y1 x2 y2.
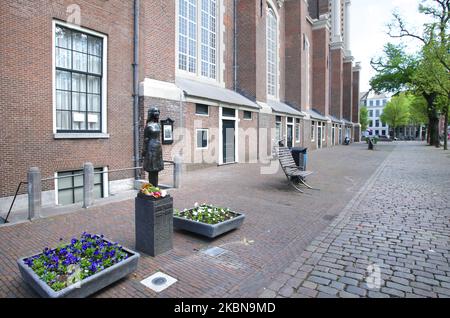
260 142 450 298
1 142 449 298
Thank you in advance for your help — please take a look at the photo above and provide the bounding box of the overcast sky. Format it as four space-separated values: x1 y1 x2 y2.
350 0 431 93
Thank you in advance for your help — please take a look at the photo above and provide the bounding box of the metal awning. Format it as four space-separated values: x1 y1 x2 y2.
175 77 259 109
327 115 342 124
342 118 353 125
267 100 305 117
306 109 328 121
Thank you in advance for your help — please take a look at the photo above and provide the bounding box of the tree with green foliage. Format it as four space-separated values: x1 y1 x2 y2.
408 94 429 126
380 94 411 139
385 0 450 149
360 107 369 133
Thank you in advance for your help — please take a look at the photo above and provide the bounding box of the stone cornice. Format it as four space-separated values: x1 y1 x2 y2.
344 55 354 63
312 14 331 31
353 62 362 71
330 41 345 50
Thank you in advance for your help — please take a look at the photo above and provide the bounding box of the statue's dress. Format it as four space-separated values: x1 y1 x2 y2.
143 122 164 172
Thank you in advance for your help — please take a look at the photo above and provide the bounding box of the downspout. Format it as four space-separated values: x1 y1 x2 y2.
133 0 140 179
233 0 238 91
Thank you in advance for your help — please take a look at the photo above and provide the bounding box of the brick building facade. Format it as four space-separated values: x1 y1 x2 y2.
0 0 360 212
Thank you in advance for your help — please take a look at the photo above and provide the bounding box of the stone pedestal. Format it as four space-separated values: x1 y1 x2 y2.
135 195 173 257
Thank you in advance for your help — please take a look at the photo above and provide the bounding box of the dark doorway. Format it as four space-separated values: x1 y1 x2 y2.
287 124 293 148
222 119 235 164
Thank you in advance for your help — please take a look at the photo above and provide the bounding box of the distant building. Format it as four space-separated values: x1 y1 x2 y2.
361 93 390 138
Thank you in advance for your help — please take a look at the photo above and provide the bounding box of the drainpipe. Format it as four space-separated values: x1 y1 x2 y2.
233 0 238 91
133 0 140 179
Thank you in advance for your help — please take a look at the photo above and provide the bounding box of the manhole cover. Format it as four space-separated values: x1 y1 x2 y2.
152 277 167 286
202 247 227 257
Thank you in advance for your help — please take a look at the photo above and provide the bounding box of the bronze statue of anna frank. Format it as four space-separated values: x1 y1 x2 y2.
142 107 164 186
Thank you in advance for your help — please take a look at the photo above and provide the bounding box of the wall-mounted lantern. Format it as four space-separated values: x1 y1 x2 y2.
161 118 174 145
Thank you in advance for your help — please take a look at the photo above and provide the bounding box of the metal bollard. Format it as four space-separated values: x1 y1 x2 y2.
27 167 41 221
83 162 94 208
173 155 182 189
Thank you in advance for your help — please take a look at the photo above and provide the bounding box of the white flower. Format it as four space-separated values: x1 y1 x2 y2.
160 190 167 197
194 202 199 208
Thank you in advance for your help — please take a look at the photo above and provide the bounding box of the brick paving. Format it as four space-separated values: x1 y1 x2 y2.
0 142 395 298
259 142 450 298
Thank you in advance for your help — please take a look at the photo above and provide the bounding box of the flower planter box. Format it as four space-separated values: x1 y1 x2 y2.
173 209 245 238
17 237 140 298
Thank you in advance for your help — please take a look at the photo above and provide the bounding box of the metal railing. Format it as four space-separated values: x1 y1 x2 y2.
2 157 182 224
3 181 28 224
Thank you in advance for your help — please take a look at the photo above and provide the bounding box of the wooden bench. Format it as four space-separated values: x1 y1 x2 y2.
277 146 315 193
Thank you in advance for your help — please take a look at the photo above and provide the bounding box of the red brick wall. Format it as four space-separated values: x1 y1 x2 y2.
342 60 353 121
352 69 360 124
308 0 330 19
237 0 289 103
236 0 258 101
312 25 330 116
140 0 176 83
223 0 236 90
285 0 313 111
1 0 135 197
319 0 330 16
238 110 258 162
330 46 343 118
285 0 303 109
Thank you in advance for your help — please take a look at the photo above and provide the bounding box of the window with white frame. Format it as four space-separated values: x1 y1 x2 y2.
55 24 105 132
178 0 217 80
275 116 282 142
266 7 278 98
322 123 326 141
311 121 315 141
195 103 209 115
196 128 209 149
295 118 300 142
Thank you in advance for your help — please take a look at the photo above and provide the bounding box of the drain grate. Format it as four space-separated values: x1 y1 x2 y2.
141 272 177 293
202 247 227 257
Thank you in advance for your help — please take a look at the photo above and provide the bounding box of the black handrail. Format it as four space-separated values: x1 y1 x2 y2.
3 161 176 224
4 181 27 224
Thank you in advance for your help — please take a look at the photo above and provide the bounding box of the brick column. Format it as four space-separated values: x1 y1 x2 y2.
236 0 266 102
343 56 353 122
312 16 330 117
330 42 344 119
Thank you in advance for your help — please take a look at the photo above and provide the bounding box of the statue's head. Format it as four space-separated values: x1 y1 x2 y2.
147 107 160 122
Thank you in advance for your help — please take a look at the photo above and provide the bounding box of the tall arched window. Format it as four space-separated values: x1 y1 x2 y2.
266 7 278 98
178 0 217 80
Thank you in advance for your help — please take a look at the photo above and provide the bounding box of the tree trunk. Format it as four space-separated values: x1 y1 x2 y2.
445 107 448 151
424 93 439 147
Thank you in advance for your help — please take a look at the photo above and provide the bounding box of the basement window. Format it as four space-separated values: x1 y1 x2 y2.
57 168 104 205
